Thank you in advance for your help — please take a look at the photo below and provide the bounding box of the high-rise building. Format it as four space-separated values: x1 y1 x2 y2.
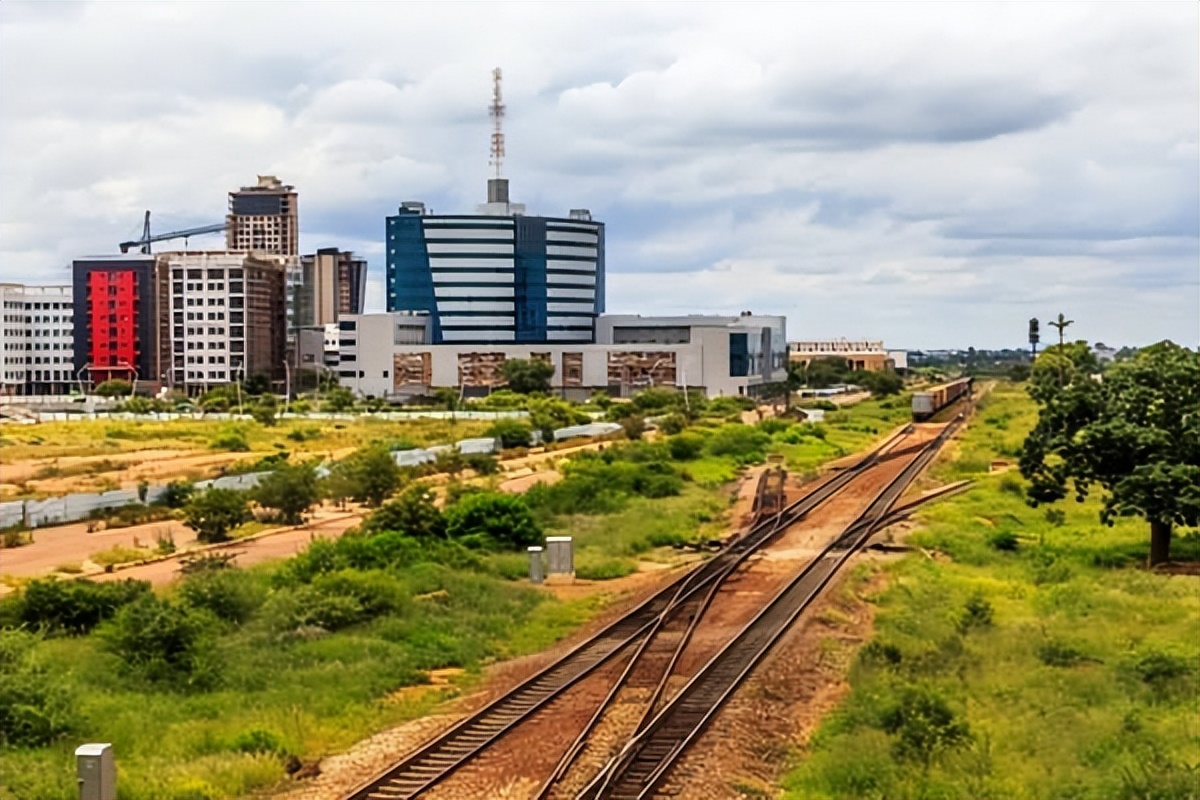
385 185 605 344
158 251 287 392
226 175 298 256
0 283 75 396
72 256 165 389
295 247 367 328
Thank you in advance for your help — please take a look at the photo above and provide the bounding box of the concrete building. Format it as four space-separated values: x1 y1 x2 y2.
72 255 165 389
386 178 605 345
295 248 367 328
335 311 786 400
789 339 895 372
226 176 298 256
0 283 75 396
158 252 287 392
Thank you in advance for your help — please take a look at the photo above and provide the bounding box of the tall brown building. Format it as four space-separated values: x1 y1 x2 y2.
226 175 298 256
295 248 367 328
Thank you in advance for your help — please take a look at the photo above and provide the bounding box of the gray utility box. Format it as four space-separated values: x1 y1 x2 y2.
76 743 115 800
545 536 574 576
528 546 545 584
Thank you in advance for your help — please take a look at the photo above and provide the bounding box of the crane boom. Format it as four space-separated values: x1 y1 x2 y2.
119 211 227 253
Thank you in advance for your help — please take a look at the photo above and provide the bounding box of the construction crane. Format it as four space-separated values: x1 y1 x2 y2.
118 210 227 254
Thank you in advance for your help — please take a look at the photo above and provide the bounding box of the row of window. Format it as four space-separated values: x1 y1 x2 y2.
181 341 243 351
3 370 72 381
2 315 72 324
1 301 73 310
172 268 244 280
6 356 69 365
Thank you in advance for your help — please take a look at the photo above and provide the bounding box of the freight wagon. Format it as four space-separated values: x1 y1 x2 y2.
912 377 973 421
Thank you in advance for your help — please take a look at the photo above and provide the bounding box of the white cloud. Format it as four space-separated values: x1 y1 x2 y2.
0 1 1195 348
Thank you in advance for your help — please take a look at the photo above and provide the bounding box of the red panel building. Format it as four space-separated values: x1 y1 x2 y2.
72 256 163 389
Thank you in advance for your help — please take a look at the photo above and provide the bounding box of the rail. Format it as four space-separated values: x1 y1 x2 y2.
340 426 915 800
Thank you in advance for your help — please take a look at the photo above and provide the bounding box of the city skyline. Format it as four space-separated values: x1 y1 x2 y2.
0 2 1196 350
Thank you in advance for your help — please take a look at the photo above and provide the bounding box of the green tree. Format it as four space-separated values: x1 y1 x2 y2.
94 379 132 398
183 488 251 543
488 418 533 448
851 370 904 397
325 445 402 507
251 394 278 427
253 461 320 525
444 492 543 550
323 386 356 413
1020 341 1199 566
621 414 646 440
101 595 218 686
361 484 446 539
501 358 555 394
880 688 971 773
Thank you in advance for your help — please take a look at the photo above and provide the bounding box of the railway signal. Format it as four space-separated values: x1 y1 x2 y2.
1029 317 1040 359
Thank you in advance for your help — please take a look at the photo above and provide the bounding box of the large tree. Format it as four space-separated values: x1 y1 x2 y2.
1020 341 1199 566
253 461 320 525
501 358 555 394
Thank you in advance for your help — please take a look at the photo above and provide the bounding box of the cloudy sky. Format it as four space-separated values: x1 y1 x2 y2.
1 2 1195 349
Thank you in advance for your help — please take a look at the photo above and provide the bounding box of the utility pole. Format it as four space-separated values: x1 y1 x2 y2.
1049 313 1074 347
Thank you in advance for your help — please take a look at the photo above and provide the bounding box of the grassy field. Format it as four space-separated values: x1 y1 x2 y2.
0 416 490 465
781 383 1200 800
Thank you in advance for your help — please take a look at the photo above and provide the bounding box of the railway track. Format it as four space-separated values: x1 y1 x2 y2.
576 420 960 800
341 426 916 800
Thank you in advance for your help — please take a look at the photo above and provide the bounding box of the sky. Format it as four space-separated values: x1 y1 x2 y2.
1 2 1196 350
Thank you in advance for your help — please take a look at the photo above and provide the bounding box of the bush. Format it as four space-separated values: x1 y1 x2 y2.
0 630 77 747
658 413 688 436
159 480 195 509
621 415 646 440
232 729 284 755
361 485 446 539
488 418 533 448
706 424 771 462
253 461 320 525
756 418 791 435
668 433 705 461
177 570 265 626
4 578 151 635
325 445 402 507
251 395 278 427
94 379 132 398
879 688 971 769
464 453 499 475
444 492 543 551
209 426 250 452
988 530 1019 551
261 585 365 635
184 488 251 543
100 595 220 687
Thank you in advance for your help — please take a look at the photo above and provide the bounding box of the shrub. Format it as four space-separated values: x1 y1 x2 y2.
668 433 705 461
444 492 543 551
159 480 195 509
253 461 320 525
756 418 791 435
325 445 402 507
251 395 278 427
998 475 1024 495
232 729 284 755
464 453 499 475
1036 638 1089 667
261 585 365 635
313 569 408 618
879 688 971 770
361 485 446 539
101 595 220 687
621 415 646 440
988 530 1019 551
209 426 250 452
706 424 771 462
286 426 320 442
0 630 77 747
658 413 688 436
956 593 994 633
94 379 132 398
575 556 638 581
177 570 265 626
5 578 151 635
488 418 533 448
184 488 251 543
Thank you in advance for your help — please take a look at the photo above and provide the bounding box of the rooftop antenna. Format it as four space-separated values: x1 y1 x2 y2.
489 67 505 179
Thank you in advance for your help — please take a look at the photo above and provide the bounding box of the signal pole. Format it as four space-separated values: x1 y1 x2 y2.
1028 318 1040 361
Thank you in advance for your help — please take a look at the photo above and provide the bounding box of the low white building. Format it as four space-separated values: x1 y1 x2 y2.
0 283 75 396
336 311 787 400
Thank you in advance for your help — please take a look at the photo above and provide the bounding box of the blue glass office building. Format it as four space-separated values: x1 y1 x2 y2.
386 195 605 344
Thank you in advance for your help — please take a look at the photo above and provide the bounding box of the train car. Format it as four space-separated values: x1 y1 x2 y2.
912 377 973 421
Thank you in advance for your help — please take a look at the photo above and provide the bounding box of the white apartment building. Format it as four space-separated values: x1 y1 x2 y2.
0 283 75 396
161 252 287 393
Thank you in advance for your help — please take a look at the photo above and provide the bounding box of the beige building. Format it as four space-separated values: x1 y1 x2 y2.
226 176 298 256
159 252 288 392
789 339 895 372
295 248 367 328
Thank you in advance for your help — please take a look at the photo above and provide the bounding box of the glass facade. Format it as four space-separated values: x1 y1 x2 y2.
385 208 604 344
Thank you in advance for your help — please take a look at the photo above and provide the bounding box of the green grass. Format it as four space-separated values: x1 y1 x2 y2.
780 382 1200 800
0 417 490 465
0 562 607 800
